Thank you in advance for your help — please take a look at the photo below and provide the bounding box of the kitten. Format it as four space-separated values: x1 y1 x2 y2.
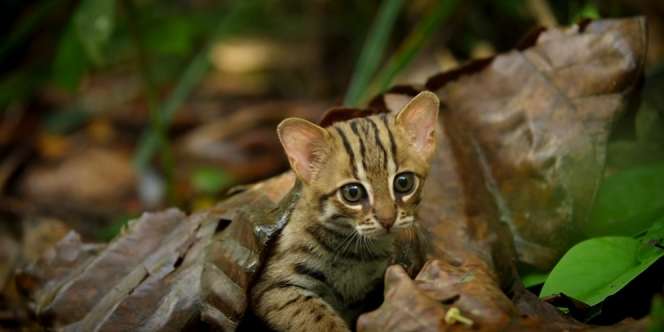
250 91 439 332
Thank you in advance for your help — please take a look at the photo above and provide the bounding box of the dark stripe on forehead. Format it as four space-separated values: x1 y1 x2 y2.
349 120 368 171
334 126 358 178
381 113 398 166
366 117 388 169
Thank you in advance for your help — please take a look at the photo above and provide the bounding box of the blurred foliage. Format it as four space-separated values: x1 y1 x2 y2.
369 0 459 97
74 0 116 65
2 0 647 111
521 271 549 288
96 213 135 241
191 166 233 195
344 0 404 106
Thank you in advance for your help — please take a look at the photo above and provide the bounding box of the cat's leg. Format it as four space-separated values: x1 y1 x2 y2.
252 283 350 332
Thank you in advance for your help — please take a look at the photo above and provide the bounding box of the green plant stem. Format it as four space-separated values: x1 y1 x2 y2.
121 0 175 200
120 0 158 111
369 0 459 99
133 0 257 173
343 0 404 107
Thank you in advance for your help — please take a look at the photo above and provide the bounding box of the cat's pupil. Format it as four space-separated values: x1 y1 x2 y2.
341 183 365 203
394 172 415 194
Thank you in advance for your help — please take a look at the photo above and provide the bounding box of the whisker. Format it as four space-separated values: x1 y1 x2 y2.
333 231 356 262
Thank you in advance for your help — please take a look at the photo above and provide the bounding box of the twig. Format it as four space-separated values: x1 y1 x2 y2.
444 307 474 327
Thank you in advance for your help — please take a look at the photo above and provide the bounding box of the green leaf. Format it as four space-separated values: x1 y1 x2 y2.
52 24 89 90
191 167 232 194
343 0 404 107
584 162 664 237
96 214 135 241
570 2 600 23
74 0 116 64
540 236 664 306
144 17 194 56
521 272 549 288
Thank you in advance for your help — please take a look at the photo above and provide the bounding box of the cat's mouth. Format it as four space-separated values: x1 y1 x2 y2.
355 225 396 239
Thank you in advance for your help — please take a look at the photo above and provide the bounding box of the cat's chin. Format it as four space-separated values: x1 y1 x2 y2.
356 228 396 241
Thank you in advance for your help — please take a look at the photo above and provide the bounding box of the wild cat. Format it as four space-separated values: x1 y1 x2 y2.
249 91 439 332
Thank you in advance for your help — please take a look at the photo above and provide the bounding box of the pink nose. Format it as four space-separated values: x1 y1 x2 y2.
377 217 395 231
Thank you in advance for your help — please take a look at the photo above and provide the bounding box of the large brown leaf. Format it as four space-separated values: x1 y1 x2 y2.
371 17 648 270
15 173 293 331
429 18 647 269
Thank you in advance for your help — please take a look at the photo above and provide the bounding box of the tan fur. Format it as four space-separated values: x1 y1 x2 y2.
250 92 439 332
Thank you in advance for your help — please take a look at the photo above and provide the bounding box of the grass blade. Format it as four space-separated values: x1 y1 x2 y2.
343 0 404 107
133 0 257 171
370 0 459 97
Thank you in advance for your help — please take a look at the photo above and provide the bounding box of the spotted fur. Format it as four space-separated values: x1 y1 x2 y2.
250 91 439 332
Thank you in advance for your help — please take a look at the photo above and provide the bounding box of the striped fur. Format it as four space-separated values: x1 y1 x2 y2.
250 92 439 332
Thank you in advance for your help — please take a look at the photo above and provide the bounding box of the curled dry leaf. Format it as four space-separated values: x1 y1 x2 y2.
201 172 295 329
16 172 294 331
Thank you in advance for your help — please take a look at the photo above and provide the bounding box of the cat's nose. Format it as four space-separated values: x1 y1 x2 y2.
377 217 395 231
374 201 396 231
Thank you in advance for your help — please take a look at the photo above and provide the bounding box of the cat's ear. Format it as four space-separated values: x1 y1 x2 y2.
395 91 439 160
277 118 331 183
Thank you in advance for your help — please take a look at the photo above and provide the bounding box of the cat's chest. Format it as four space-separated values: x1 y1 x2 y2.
324 257 389 304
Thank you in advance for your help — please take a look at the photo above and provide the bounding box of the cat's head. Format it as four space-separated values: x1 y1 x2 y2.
277 91 439 238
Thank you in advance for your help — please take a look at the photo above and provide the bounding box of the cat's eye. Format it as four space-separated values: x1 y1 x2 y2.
340 183 367 204
393 172 416 194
